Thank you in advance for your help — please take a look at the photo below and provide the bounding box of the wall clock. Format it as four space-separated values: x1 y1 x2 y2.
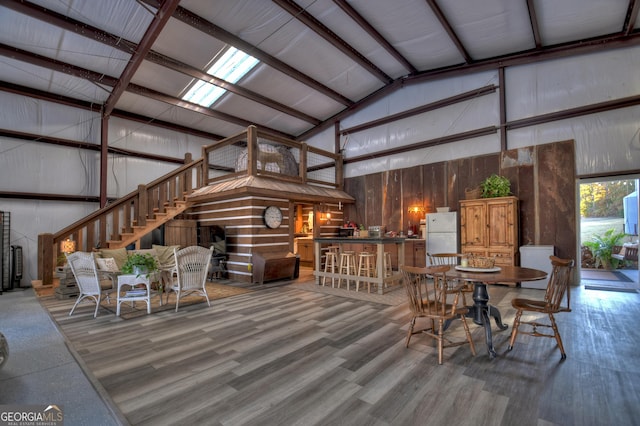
263 206 283 229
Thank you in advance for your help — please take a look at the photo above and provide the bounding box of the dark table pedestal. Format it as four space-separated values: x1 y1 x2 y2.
466 282 508 359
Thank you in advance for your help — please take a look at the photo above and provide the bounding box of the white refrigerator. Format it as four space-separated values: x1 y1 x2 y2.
520 245 555 289
425 212 458 259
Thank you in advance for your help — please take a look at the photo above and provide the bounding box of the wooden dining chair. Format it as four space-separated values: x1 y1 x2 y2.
401 265 476 365
507 255 575 360
427 252 472 304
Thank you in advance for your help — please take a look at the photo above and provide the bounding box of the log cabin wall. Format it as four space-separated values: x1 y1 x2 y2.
188 196 291 283
344 140 576 261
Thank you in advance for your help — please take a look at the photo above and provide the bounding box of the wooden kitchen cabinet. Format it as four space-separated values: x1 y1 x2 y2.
460 196 519 266
297 239 314 267
405 239 426 267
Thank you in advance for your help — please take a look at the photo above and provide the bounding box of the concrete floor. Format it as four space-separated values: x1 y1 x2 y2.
0 287 127 425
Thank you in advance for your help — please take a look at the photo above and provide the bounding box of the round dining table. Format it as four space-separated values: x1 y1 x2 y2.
445 265 547 359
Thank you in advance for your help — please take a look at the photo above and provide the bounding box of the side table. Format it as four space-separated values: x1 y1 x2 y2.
116 274 153 316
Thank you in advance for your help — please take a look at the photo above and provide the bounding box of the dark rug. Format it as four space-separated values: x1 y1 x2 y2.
582 269 638 293
40 282 252 320
581 270 633 282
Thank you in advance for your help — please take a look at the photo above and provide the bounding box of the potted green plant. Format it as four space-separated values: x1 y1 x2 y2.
583 229 627 270
480 174 511 198
121 252 159 278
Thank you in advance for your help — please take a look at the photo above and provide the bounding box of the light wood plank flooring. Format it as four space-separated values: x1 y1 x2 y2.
39 272 640 425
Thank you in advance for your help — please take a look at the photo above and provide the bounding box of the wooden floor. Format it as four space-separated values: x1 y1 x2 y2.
39 271 640 426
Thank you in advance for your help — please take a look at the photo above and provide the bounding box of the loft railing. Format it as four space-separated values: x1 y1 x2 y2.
201 125 343 189
38 126 343 285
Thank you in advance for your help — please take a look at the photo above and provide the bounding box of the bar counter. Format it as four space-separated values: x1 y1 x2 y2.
313 237 406 294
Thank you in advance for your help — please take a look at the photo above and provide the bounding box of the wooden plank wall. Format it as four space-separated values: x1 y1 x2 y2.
344 140 576 262
188 197 291 283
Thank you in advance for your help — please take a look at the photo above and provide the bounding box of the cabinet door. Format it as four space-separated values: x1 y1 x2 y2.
460 202 486 248
486 199 517 249
405 240 426 267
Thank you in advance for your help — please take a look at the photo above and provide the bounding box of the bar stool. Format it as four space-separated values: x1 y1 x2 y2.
383 252 393 277
356 252 377 292
337 251 357 290
322 251 339 287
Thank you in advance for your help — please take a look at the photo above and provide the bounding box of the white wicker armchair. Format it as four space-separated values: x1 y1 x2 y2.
66 251 112 318
165 246 214 312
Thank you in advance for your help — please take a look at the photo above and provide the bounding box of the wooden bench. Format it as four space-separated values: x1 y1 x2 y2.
252 252 298 285
612 245 638 264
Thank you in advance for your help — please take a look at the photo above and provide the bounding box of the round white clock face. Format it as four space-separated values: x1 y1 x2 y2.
263 206 283 229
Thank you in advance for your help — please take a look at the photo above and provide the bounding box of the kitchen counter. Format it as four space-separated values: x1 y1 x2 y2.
313 237 405 294
314 236 406 244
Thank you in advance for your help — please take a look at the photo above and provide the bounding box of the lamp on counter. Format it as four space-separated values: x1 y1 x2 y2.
407 205 425 214
60 238 76 254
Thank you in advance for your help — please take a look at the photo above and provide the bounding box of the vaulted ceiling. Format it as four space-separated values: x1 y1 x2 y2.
1 0 639 144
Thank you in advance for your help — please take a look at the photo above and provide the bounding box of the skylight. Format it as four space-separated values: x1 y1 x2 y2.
183 47 259 107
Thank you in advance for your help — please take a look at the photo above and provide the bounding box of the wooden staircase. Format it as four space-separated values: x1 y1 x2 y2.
111 200 188 249
38 156 205 286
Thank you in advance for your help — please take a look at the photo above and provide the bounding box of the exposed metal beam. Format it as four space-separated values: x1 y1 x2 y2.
140 0 353 107
0 42 118 86
272 0 392 84
103 0 179 117
0 127 184 164
343 127 498 165
0 79 226 141
426 0 472 63
300 31 640 140
0 43 293 138
147 51 321 125
506 93 640 130
126 83 295 139
332 0 417 74
342 92 640 168
406 31 640 85
5 0 320 125
623 0 640 35
526 0 543 48
341 85 497 135
0 80 101 112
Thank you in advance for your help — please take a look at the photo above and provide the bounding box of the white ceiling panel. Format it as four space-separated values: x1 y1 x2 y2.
131 60 194 97
536 0 629 45
115 92 243 136
151 18 227 71
241 64 344 120
1 0 637 141
439 0 535 59
27 0 154 43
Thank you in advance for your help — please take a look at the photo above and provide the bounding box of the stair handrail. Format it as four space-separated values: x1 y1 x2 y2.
38 156 204 286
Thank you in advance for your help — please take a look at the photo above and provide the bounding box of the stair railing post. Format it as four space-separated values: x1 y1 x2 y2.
137 184 148 228
247 125 257 176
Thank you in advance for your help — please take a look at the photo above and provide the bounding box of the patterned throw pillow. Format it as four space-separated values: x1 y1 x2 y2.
96 257 119 272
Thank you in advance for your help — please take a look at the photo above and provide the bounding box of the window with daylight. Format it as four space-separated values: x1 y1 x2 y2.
182 47 259 107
